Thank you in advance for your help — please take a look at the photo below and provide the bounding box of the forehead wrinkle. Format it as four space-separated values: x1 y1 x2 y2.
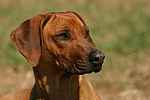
45 12 87 27
56 13 86 27
45 15 56 26
65 20 87 38
53 17 82 33
44 13 86 30
55 25 69 34
43 13 87 37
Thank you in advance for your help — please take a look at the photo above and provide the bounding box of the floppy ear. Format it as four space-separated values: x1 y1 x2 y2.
10 15 50 67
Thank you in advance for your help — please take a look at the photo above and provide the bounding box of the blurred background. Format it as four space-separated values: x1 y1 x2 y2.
0 0 149 100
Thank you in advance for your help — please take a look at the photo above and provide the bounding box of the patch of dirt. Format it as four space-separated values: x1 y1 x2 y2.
0 65 34 97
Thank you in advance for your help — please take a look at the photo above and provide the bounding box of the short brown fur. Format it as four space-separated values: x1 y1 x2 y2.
0 11 105 100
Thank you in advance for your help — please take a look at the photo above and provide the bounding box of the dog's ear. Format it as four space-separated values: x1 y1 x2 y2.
10 15 50 67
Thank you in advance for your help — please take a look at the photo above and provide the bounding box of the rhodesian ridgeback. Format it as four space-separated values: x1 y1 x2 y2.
0 11 105 100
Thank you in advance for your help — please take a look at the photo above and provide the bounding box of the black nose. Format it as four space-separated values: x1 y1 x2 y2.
89 51 105 64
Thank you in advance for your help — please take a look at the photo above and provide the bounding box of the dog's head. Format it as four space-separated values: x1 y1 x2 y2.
10 11 105 75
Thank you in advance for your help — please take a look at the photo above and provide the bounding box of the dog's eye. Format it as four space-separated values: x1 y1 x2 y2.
57 33 69 40
86 31 89 38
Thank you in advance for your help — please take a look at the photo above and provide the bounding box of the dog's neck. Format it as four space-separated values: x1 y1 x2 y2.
31 61 80 100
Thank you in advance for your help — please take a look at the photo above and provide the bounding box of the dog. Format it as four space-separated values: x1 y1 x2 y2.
0 11 105 100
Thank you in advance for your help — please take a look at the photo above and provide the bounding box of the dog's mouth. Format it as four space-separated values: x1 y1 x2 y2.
63 60 103 75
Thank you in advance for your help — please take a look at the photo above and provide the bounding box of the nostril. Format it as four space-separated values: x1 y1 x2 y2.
89 53 100 64
95 57 100 62
93 54 100 63
101 53 105 62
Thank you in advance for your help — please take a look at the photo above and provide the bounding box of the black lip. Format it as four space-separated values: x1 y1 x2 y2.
63 65 102 75
94 67 102 72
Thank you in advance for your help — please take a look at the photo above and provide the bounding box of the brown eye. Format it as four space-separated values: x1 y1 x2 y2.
57 32 70 40
86 31 89 38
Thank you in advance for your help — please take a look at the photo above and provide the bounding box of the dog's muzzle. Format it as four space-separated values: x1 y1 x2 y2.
64 50 105 75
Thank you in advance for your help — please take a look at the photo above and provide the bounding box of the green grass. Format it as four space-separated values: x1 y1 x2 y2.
0 0 149 68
